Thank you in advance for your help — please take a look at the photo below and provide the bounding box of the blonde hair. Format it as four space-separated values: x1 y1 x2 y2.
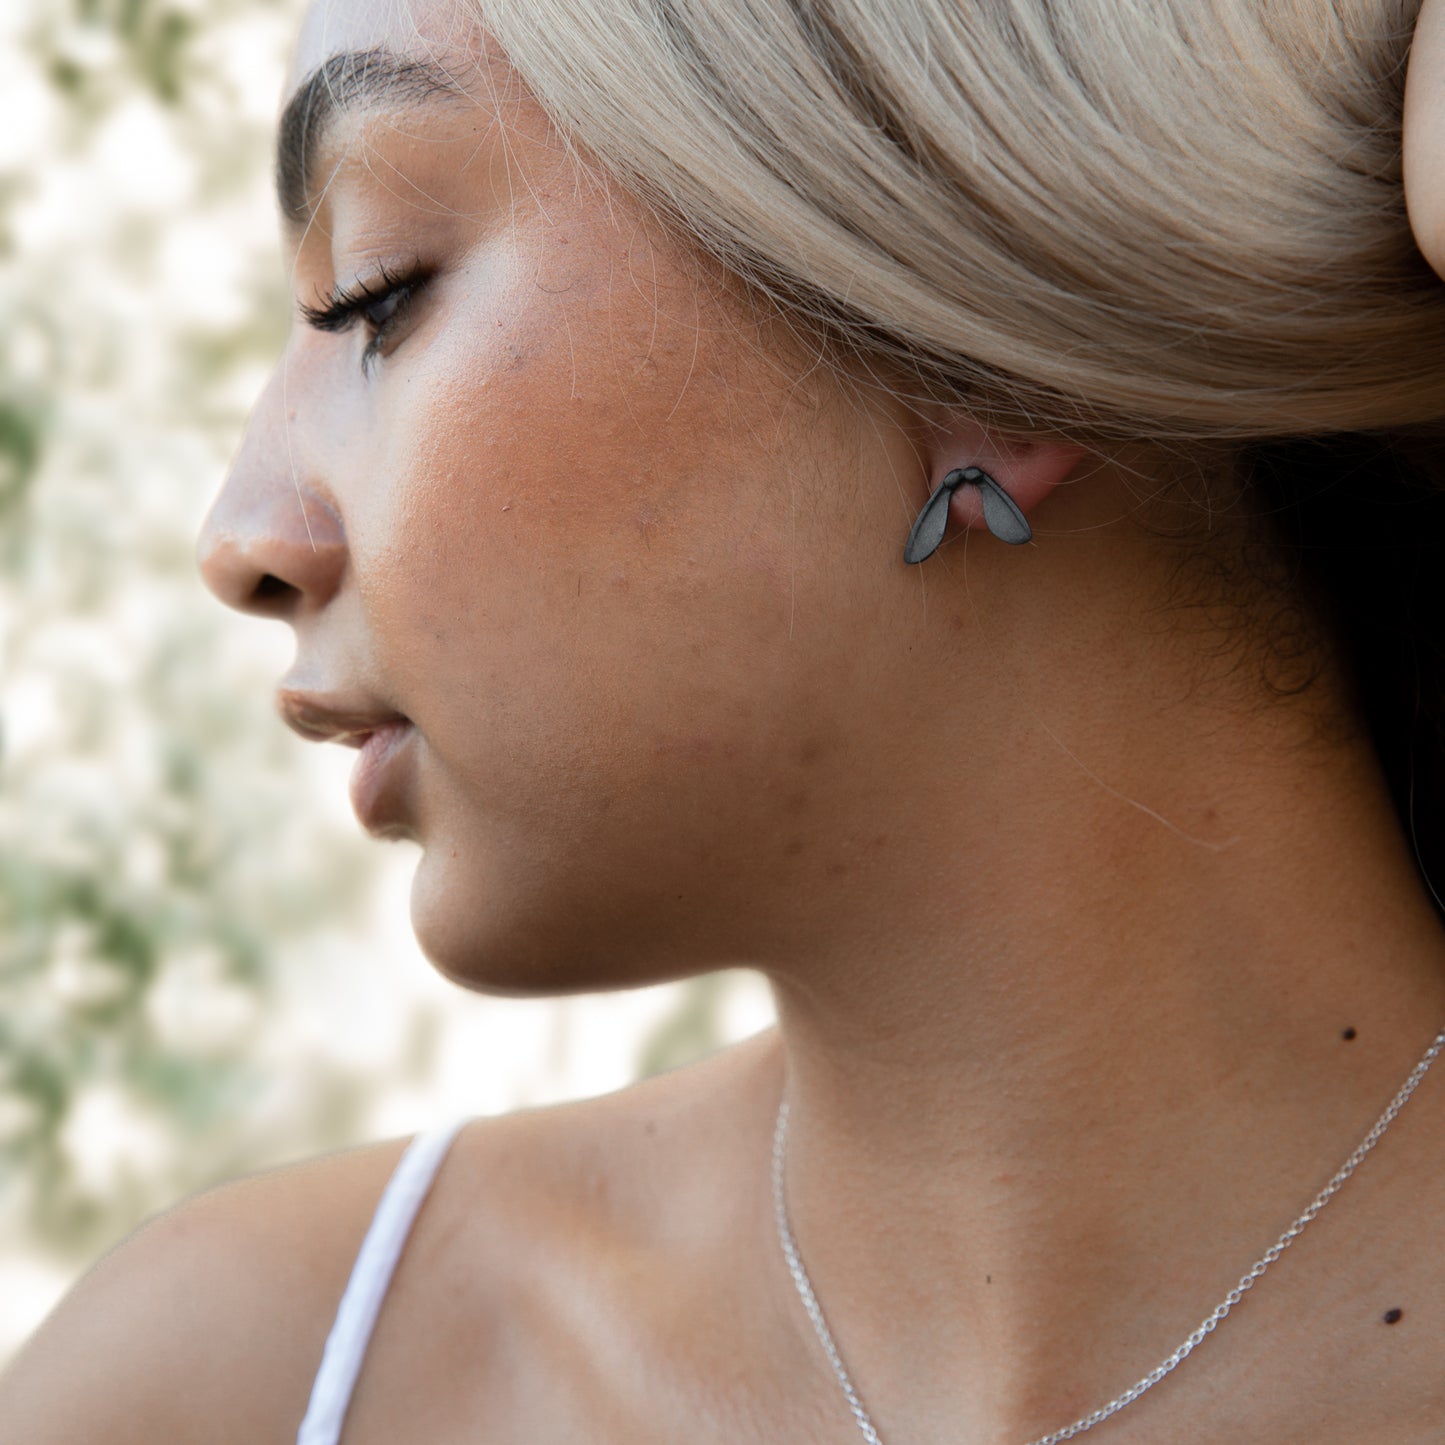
478 0 1445 440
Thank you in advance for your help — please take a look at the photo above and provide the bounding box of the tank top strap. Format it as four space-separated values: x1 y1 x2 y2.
296 1117 473 1445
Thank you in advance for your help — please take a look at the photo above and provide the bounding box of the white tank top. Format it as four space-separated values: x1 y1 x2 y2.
295 1118 473 1445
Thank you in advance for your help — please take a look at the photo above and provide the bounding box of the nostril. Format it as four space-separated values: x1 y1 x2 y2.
195 480 347 617
249 573 300 616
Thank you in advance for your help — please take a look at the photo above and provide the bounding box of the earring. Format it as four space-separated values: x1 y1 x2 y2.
903 466 1032 564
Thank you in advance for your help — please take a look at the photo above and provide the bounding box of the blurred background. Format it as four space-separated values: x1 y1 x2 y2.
0 0 774 1369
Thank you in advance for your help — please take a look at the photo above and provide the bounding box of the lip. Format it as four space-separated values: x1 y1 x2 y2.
348 719 418 838
277 689 408 747
275 687 418 838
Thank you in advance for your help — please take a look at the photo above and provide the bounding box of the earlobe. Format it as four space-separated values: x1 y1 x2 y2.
904 467 1032 562
902 421 1084 564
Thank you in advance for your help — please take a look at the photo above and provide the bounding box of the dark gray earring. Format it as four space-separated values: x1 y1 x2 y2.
903 466 1032 564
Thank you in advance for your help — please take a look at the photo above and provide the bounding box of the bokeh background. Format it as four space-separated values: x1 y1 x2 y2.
0 0 774 1369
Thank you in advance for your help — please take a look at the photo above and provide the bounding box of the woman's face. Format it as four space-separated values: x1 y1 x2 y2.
197 0 925 993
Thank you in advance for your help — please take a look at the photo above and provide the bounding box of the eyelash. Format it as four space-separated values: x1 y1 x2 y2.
299 261 431 371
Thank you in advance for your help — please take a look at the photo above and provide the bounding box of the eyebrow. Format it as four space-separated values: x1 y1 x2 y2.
276 47 470 224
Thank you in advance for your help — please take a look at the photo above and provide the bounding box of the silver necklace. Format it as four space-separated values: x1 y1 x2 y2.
771 1027 1445 1445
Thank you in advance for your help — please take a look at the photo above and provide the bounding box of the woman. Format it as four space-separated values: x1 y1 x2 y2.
6 0 1445 1439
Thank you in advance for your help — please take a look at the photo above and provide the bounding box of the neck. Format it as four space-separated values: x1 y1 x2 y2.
754 687 1445 1442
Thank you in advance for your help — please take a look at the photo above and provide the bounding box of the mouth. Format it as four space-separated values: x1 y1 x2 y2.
276 688 418 839
348 719 418 839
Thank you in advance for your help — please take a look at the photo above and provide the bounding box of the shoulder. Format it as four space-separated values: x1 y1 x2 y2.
327 1027 786 1443
0 1027 783 1445
0 1128 427 1443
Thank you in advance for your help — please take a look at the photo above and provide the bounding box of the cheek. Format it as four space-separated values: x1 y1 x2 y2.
355 253 812 811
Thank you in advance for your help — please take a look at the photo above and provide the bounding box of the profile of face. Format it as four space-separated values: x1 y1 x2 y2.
197 0 954 996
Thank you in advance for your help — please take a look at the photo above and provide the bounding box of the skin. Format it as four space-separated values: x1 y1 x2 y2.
8 1 1445 1441
1408 0 1445 277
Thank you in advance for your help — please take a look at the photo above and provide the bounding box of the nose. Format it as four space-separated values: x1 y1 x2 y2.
196 363 346 620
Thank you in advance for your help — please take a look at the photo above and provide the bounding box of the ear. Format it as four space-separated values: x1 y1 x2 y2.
917 414 1084 548
1405 0 1445 278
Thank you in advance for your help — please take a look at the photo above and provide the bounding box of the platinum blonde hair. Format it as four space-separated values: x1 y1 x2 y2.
479 0 1445 440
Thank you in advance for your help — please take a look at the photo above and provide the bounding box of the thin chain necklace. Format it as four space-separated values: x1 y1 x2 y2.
771 1027 1445 1445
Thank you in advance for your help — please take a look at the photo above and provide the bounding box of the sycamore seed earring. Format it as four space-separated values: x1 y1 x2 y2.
903 466 1032 564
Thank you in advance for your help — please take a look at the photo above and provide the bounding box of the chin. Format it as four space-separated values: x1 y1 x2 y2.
406 845 678 998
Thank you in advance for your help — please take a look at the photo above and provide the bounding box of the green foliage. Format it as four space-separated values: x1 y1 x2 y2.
0 0 399 1273
38 0 197 109
636 972 736 1079
0 395 45 537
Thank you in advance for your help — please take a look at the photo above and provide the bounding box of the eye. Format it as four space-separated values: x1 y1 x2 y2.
299 262 431 373
362 286 410 332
